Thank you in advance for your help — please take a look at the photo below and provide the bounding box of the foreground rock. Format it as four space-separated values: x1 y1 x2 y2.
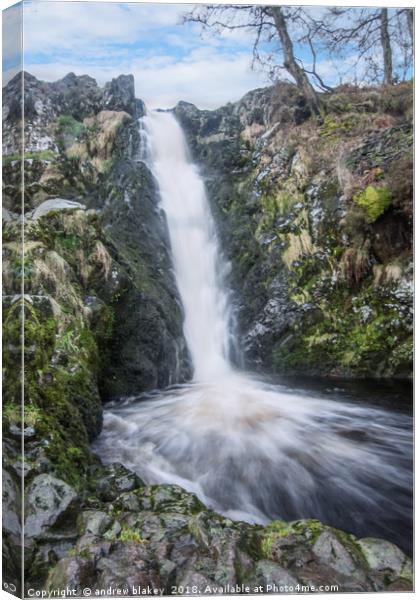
44 483 412 594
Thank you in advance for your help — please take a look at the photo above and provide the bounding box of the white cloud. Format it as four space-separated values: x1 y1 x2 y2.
20 1 270 108
134 51 269 108
22 2 183 53
25 47 269 109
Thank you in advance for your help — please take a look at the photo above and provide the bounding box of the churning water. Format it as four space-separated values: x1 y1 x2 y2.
94 111 413 554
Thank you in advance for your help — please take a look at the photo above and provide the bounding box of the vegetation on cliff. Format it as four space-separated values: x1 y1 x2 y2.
176 81 413 380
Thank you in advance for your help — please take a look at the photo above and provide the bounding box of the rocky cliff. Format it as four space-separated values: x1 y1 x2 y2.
2 73 413 595
3 71 191 397
175 82 413 380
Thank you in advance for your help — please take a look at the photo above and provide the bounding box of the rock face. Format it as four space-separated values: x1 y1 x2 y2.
2 71 191 398
25 475 80 539
175 82 413 380
44 484 413 594
2 73 413 595
2 71 144 155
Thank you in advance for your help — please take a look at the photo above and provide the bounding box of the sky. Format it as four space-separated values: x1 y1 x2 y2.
1 0 414 110
3 1 273 108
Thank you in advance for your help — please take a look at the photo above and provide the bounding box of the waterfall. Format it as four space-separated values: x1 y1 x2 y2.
93 111 412 556
141 111 233 381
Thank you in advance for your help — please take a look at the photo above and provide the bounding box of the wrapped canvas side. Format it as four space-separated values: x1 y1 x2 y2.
2 2 24 598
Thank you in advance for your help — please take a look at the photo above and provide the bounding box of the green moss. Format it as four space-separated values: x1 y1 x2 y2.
320 115 358 137
2 153 21 164
273 276 412 378
11 257 34 280
24 305 57 371
67 546 91 560
353 185 392 222
260 521 289 558
3 403 43 427
67 447 85 460
119 527 144 543
100 158 114 174
57 115 86 139
18 301 100 487
258 189 303 234
54 233 81 253
260 519 325 559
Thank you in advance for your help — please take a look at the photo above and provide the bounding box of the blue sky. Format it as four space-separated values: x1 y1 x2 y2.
2 1 413 109
3 1 272 107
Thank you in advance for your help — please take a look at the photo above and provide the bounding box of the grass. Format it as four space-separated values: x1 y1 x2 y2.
3 150 57 165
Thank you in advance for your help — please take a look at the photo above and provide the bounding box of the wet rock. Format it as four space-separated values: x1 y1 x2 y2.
78 511 114 537
176 570 214 589
27 539 75 590
2 467 22 586
253 560 300 588
95 542 162 591
45 556 96 594
150 484 204 515
94 463 144 502
25 474 79 539
113 491 142 512
312 530 361 577
103 74 143 117
2 469 21 538
385 578 413 591
75 533 113 561
357 537 410 575
2 207 17 221
44 483 413 593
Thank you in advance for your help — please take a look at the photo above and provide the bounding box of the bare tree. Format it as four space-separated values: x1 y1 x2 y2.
380 9 393 85
405 9 413 45
320 7 413 85
269 7 321 114
183 4 322 116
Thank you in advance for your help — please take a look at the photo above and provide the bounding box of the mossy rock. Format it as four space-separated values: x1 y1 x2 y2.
353 186 392 222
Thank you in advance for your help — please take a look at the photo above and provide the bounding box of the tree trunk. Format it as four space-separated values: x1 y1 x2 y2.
380 8 393 85
269 6 321 116
405 9 413 46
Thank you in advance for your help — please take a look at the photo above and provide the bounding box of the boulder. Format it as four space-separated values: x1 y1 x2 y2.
25 474 79 539
94 462 144 502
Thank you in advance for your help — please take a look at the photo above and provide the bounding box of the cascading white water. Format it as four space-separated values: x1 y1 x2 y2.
141 111 232 381
94 110 413 555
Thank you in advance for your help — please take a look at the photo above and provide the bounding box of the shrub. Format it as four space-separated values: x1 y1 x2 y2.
57 115 85 138
340 247 370 284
